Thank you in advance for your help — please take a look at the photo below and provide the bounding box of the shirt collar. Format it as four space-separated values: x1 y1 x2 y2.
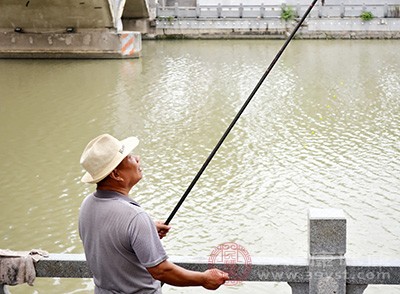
94 190 141 207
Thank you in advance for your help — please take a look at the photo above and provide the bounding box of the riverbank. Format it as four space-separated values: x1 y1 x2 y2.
122 1 400 40
137 17 400 40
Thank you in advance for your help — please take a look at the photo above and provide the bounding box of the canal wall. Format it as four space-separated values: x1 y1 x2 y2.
127 1 400 39
143 18 400 40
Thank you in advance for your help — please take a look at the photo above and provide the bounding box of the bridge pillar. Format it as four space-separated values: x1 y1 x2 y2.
0 0 144 59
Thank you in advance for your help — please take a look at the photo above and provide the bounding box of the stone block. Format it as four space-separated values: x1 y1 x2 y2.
309 208 346 256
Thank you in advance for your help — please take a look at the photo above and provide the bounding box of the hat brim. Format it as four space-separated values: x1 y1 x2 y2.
81 136 139 184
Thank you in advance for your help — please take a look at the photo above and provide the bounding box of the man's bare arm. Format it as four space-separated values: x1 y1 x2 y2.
147 260 229 290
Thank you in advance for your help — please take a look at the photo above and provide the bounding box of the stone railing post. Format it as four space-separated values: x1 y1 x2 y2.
156 3 160 17
217 3 222 18
383 3 388 18
317 0 322 18
196 2 200 18
174 2 179 18
340 2 345 18
260 3 265 18
362 3 366 13
296 2 301 18
309 208 346 294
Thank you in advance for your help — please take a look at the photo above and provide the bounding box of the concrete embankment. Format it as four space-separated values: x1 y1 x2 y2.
136 18 400 40
124 1 400 40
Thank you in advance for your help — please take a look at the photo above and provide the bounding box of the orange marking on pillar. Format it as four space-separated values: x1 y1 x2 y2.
122 36 134 54
127 47 135 55
120 33 130 40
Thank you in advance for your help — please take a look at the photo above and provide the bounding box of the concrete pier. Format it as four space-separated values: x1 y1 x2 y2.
0 0 146 58
0 30 141 59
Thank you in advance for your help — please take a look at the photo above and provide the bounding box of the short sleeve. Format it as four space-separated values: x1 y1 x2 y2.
129 212 168 268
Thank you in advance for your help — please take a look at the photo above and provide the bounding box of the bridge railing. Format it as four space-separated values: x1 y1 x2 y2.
156 3 400 19
1 208 400 293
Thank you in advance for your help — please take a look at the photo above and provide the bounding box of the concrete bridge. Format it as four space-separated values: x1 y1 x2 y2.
0 0 156 58
1 0 399 58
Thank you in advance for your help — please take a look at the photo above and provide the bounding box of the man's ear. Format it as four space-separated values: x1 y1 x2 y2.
110 169 124 182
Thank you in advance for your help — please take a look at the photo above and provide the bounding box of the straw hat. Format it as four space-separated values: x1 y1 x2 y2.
80 134 139 184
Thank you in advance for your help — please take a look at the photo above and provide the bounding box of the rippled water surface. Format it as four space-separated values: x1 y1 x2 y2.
0 40 399 293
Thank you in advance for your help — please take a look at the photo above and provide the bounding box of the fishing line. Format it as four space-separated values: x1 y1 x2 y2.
164 0 319 225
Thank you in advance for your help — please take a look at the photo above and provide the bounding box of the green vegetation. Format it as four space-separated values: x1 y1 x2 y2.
281 4 296 21
157 16 175 22
360 11 374 21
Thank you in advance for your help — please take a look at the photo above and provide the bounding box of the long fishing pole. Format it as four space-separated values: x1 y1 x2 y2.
164 0 319 225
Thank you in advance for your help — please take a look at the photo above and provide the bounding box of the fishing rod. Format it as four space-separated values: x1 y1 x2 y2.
164 0 319 226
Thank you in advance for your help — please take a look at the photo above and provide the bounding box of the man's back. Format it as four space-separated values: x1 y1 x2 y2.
79 190 167 294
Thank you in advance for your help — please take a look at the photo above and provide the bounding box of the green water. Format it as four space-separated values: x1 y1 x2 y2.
0 39 399 293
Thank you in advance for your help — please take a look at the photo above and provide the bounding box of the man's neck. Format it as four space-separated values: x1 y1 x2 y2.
96 184 129 196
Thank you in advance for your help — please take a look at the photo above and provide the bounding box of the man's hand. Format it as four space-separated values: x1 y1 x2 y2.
155 221 171 239
202 269 229 290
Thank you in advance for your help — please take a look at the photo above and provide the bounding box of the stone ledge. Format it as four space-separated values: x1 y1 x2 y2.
34 254 400 284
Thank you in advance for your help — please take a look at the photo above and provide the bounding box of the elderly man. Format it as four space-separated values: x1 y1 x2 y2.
79 134 228 293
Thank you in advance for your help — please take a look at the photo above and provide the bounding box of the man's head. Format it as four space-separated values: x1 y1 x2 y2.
80 134 139 184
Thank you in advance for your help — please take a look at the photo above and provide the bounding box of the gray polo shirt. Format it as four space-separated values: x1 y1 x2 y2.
79 190 168 294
